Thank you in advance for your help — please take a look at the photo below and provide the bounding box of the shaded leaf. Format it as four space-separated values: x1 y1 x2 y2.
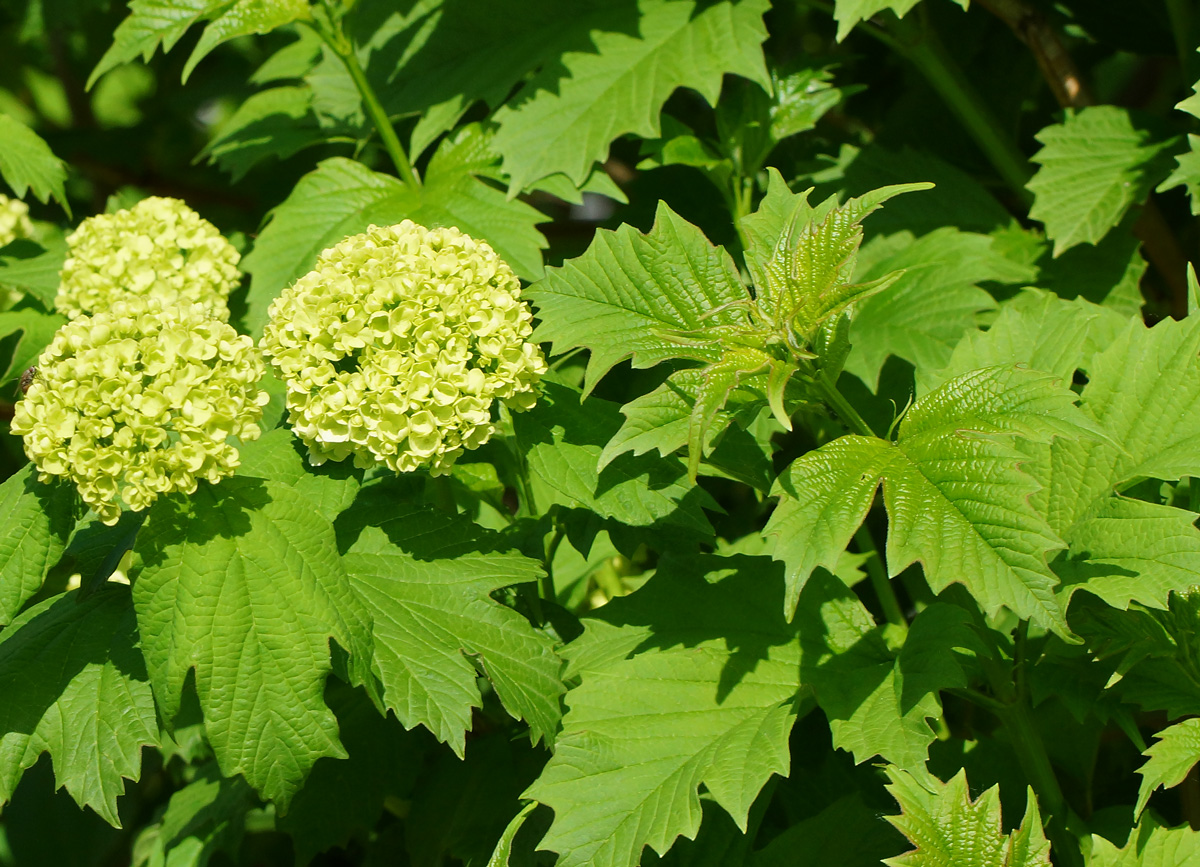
0 115 68 207
1136 718 1200 817
0 464 75 626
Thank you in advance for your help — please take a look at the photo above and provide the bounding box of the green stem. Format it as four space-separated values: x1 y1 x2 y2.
895 12 1033 206
313 5 420 187
814 373 875 438
854 525 907 631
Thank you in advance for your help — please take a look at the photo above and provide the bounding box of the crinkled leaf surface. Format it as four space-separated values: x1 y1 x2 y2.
884 768 1050 867
236 426 361 524
0 464 75 626
338 497 562 754
1028 106 1180 255
845 228 1032 390
767 366 1095 632
0 115 68 206
0 588 159 825
133 477 375 809
512 382 717 538
527 201 747 394
242 125 547 334
526 554 803 867
491 0 770 192
1136 718 1200 816
1087 816 1200 866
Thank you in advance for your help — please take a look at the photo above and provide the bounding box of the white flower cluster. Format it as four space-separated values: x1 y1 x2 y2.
260 221 546 475
0 194 33 248
55 196 241 319
12 295 267 524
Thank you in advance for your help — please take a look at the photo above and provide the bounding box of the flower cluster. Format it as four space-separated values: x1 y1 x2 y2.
0 194 33 248
55 196 242 320
11 295 268 524
260 221 546 475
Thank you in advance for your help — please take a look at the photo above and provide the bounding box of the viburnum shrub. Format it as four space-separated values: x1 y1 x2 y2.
6 2 1200 867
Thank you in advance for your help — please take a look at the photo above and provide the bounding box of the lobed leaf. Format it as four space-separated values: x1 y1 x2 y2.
491 0 771 192
0 589 159 825
1136 718 1200 817
527 554 804 867
527 201 747 395
1086 815 1200 866
1028 106 1180 255
339 499 562 753
134 478 376 809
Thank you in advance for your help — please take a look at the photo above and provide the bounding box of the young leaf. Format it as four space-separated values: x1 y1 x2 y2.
0 115 68 208
0 464 75 626
242 125 548 333
767 366 1095 632
134 478 376 810
884 768 1051 867
526 201 747 395
1135 718 1200 816
844 228 1032 390
1028 107 1180 255
512 382 717 538
339 500 563 752
0 589 159 826
526 554 804 867
491 0 771 192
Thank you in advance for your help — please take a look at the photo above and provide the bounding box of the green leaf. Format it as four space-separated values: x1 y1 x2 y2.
181 0 310 82
845 228 1032 390
242 126 548 333
1158 71 1200 214
512 382 717 538
235 426 361 524
0 236 68 310
89 0 221 87
277 682 423 863
0 589 159 825
526 554 803 867
0 115 68 207
0 308 69 390
1136 718 1200 816
884 768 1050 866
527 201 747 395
491 0 771 192
1027 106 1180 255
486 802 538 867
0 464 75 625
200 85 325 181
919 289 1126 395
133 478 376 809
339 500 562 753
1086 815 1200 866
131 763 254 866
767 366 1093 632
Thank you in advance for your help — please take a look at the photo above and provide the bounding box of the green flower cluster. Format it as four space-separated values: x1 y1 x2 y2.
55 196 241 319
11 295 268 524
260 221 546 475
0 194 33 247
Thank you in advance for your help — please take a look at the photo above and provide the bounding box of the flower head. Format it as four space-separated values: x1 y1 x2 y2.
0 194 33 248
260 221 546 475
56 196 241 320
11 295 268 524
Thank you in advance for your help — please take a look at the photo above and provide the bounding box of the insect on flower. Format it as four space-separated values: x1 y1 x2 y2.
18 366 36 394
